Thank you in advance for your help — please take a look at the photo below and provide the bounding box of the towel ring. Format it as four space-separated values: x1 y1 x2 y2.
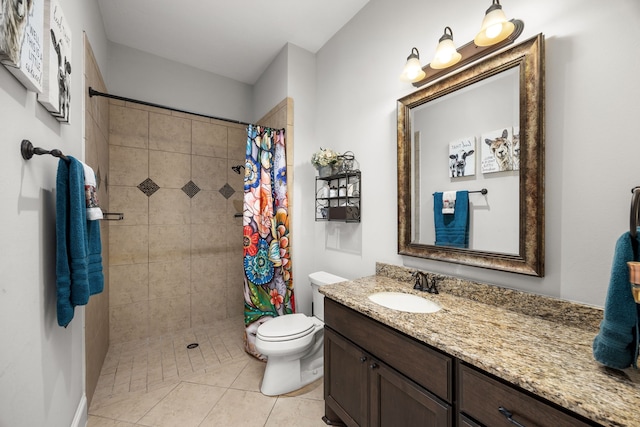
630 187 640 239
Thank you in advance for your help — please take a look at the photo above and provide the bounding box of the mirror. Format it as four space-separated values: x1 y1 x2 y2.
397 34 544 276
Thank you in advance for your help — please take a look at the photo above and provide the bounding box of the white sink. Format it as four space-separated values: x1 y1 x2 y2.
368 292 441 313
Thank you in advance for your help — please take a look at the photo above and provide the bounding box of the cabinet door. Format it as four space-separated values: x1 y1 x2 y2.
370 360 452 427
324 327 369 427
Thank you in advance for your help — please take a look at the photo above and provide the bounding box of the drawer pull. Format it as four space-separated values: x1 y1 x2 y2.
498 407 526 427
360 356 367 363
370 362 379 369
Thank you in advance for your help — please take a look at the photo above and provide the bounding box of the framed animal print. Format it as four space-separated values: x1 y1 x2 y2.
38 0 71 123
0 0 44 93
481 127 514 174
448 137 475 178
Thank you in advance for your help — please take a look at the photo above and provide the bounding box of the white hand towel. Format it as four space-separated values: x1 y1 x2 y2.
81 161 103 220
442 191 456 214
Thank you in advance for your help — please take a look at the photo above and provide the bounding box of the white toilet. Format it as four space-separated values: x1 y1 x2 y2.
255 271 347 396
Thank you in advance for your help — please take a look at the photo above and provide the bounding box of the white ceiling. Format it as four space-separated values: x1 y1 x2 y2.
97 0 370 85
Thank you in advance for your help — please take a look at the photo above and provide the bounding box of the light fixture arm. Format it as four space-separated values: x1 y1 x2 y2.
440 26 454 43
406 47 420 61
485 0 503 14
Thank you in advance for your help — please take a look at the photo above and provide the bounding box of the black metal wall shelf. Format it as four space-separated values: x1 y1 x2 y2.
315 170 361 223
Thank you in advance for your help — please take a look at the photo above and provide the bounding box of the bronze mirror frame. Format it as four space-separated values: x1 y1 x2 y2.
397 34 545 276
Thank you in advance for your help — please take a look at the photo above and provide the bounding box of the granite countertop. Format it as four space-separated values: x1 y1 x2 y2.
320 267 640 427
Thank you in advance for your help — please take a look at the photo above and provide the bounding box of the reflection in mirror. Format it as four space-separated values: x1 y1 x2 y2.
397 34 544 276
412 66 519 254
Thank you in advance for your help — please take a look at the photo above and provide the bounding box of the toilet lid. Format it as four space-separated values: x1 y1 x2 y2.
257 314 316 342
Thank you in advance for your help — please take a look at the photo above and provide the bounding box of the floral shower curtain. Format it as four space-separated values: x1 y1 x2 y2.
243 125 294 360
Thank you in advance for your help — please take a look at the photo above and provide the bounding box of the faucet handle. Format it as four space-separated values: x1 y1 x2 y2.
412 271 423 290
427 276 439 294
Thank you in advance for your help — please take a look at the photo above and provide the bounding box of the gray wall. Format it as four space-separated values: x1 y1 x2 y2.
0 1 108 426
309 0 640 306
106 42 254 124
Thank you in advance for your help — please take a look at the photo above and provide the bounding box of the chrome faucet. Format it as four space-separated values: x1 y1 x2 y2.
412 271 439 294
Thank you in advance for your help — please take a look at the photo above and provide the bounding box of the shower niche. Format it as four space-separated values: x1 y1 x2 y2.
315 170 361 222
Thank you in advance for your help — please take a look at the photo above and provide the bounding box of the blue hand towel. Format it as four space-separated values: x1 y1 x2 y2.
434 191 469 248
56 157 104 327
592 231 640 369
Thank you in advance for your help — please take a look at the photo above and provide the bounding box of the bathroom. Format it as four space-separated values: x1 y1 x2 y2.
2 0 639 426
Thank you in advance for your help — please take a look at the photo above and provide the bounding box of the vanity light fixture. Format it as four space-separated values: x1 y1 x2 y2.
474 0 516 46
401 0 524 88
430 27 462 70
400 47 426 83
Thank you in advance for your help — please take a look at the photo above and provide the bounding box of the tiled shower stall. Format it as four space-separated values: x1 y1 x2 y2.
107 103 247 344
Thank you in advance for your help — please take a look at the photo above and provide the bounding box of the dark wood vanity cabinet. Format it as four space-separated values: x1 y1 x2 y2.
323 299 601 427
323 299 452 427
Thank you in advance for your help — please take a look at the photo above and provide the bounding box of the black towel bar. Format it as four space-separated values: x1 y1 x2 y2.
432 188 488 196
20 139 69 162
631 187 640 238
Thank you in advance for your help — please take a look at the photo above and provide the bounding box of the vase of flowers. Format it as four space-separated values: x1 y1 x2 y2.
311 148 340 177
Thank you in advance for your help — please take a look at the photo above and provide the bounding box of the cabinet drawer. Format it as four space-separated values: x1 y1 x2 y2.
325 298 452 402
458 363 595 427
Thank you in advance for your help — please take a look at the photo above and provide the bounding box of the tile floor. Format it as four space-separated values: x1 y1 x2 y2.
88 316 327 427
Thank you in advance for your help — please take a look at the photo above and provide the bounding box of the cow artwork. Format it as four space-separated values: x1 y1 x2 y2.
448 138 475 178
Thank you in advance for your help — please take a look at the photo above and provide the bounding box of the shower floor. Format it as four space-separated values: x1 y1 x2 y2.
88 316 326 426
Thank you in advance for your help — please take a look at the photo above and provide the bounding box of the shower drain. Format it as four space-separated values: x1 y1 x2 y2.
186 343 199 349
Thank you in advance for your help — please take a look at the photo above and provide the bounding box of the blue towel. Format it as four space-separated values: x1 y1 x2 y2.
433 191 469 248
592 231 640 369
56 157 104 327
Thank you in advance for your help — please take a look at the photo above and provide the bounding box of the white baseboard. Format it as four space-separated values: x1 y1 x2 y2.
70 394 87 427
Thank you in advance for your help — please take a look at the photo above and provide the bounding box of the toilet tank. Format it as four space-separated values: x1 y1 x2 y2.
309 271 347 321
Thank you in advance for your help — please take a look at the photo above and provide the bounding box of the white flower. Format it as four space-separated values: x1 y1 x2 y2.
311 148 340 168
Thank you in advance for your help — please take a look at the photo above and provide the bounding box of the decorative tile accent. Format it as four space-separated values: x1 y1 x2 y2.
96 167 102 189
138 178 160 197
182 180 201 198
218 183 235 200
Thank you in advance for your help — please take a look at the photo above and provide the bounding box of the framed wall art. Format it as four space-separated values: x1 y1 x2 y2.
38 0 72 123
0 0 44 93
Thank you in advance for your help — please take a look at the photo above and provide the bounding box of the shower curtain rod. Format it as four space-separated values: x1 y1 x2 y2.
88 87 283 131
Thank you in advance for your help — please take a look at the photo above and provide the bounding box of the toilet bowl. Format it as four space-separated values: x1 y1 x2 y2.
254 271 347 396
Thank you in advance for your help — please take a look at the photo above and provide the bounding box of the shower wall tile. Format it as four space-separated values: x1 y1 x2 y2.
227 127 246 161
110 104 149 149
109 264 149 306
191 155 227 191
191 255 227 295
108 100 293 343
191 290 227 326
149 112 191 154
149 260 191 299
149 150 191 189
149 188 191 225
225 285 244 320
226 251 244 320
171 110 211 124
109 186 149 226
110 301 149 343
110 225 149 266
149 225 191 263
225 217 244 252
191 224 226 258
192 121 227 158
191 191 226 224
110 145 149 187
149 296 190 337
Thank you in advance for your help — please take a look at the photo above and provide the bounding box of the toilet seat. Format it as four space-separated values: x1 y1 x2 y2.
257 313 316 342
